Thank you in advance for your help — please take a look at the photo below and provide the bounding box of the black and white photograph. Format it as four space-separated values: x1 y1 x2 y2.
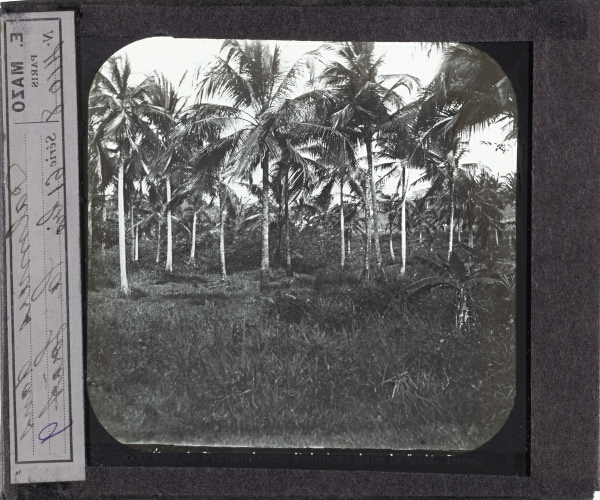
86 38 519 452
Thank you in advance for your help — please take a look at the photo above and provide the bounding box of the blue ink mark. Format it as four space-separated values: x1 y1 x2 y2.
38 420 72 444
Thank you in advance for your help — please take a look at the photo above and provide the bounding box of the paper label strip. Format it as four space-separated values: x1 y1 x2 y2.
2 11 85 483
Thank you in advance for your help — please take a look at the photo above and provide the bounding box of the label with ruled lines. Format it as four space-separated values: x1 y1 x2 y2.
2 11 85 483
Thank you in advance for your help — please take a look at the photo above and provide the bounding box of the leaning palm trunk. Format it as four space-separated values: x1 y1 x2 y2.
284 169 292 277
189 210 197 265
117 160 129 295
165 176 173 273
260 154 270 285
447 175 455 262
340 182 345 270
366 139 383 275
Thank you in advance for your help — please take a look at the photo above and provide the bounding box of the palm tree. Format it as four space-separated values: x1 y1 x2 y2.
89 55 158 295
185 39 326 286
146 73 190 273
379 164 412 275
319 42 419 279
401 114 469 262
411 44 517 260
416 44 517 145
170 142 238 280
271 141 320 276
378 113 423 276
308 135 362 272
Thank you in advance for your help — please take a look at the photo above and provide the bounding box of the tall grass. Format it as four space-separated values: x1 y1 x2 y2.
88 239 515 450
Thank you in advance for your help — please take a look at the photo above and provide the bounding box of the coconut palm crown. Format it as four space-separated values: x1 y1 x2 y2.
89 55 161 294
318 42 419 278
179 39 333 282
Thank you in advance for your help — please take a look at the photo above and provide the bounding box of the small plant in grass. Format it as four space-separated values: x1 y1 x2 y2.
405 252 507 331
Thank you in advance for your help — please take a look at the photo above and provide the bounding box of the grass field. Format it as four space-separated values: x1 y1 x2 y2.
87 231 516 451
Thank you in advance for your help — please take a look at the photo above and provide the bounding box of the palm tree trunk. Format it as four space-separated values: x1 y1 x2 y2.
389 221 395 263
276 200 283 264
340 181 345 270
366 139 382 274
134 224 139 261
118 160 129 295
469 227 474 248
101 202 107 254
260 154 270 285
401 194 406 277
156 219 161 263
495 227 499 246
189 210 197 265
457 216 462 245
447 174 455 262
219 185 227 280
165 176 173 273
347 229 351 255
284 168 292 277
130 204 135 260
362 185 371 282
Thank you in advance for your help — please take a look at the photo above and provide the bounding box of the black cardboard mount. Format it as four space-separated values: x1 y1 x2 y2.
0 0 598 498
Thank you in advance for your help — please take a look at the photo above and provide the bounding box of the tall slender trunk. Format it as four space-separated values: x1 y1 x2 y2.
101 202 107 254
130 204 135 260
457 216 462 245
340 181 345 270
165 176 173 272
134 224 139 261
118 160 129 295
389 221 395 263
347 229 351 256
447 173 455 262
189 210 197 264
156 219 161 263
469 226 474 248
218 171 227 280
284 168 292 277
362 185 371 282
401 194 406 277
366 138 382 274
260 154 270 286
495 227 499 246
276 197 283 264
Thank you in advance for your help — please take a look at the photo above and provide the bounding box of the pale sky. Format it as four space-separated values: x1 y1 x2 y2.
98 38 517 199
